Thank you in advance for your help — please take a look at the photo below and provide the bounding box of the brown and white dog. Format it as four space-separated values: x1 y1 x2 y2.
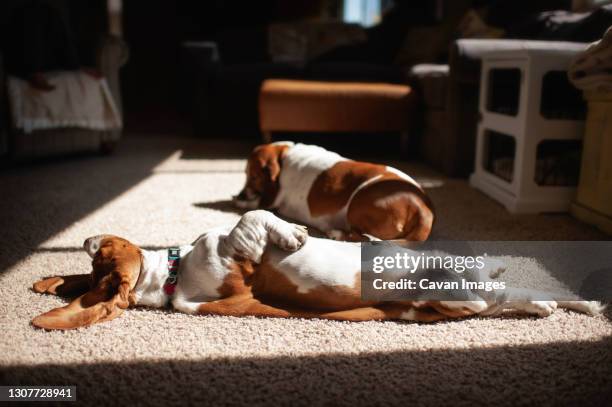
32 210 603 330
234 142 434 241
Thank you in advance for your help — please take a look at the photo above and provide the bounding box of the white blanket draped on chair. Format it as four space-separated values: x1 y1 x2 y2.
7 71 122 134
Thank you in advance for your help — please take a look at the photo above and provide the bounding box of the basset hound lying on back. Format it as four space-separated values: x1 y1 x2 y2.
32 210 603 330
234 142 434 241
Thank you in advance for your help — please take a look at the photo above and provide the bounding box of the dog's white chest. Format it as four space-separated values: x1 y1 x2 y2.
175 230 233 302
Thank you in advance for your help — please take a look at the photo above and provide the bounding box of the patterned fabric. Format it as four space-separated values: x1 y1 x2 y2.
569 26 612 92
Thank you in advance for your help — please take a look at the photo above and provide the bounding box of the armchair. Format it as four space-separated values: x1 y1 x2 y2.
0 35 128 161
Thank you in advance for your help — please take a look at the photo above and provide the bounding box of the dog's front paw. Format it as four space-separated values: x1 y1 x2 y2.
33 276 64 294
273 223 308 251
558 301 606 316
579 301 606 315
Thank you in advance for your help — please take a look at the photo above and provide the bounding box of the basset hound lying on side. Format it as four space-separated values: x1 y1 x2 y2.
32 211 603 330
234 142 434 241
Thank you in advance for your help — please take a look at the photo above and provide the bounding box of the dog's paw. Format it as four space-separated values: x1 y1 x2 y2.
273 223 308 251
581 301 606 315
558 301 606 316
524 300 558 317
33 276 64 294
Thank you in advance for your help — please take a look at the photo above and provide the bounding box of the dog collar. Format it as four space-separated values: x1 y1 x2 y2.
163 248 180 296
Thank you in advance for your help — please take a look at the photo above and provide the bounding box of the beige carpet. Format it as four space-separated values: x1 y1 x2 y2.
0 135 610 406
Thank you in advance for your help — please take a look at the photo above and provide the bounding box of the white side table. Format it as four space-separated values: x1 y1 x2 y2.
469 41 588 213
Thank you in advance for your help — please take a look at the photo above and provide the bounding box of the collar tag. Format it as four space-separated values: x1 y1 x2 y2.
164 248 180 296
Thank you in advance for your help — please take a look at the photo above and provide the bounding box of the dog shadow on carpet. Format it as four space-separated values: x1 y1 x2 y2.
193 200 246 215
192 201 328 238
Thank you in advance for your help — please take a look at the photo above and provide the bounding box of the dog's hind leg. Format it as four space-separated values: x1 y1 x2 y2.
321 303 452 322
555 301 605 315
198 296 294 318
175 294 312 318
222 210 308 263
478 287 605 317
395 305 450 322
319 306 392 321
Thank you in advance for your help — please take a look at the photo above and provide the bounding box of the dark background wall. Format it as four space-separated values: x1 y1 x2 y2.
120 0 336 133
1 0 575 135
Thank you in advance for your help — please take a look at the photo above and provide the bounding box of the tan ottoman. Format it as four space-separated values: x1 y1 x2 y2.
259 79 416 152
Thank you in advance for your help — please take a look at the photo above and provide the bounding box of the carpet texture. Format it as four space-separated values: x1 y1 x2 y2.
1 135 610 406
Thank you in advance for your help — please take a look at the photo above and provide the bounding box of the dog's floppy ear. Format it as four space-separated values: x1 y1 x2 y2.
262 155 281 183
257 143 292 181
254 144 290 207
32 236 142 330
